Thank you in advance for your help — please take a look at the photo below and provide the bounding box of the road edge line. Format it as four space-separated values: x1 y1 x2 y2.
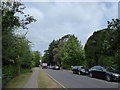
46 72 66 89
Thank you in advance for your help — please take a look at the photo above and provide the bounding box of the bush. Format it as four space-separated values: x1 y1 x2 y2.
2 65 18 87
3 65 18 80
61 64 71 70
2 64 32 87
21 68 32 73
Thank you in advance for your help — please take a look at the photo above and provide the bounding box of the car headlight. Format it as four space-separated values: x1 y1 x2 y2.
112 73 119 77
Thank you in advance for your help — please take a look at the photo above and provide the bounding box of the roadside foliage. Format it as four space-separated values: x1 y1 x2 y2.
42 34 85 69
85 19 120 71
43 19 120 71
2 1 41 86
2 0 120 87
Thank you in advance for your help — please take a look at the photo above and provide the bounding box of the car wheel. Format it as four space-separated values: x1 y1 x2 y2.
106 75 111 81
89 73 93 78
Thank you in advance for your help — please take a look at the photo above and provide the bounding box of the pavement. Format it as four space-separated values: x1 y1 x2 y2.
44 69 119 88
23 68 39 88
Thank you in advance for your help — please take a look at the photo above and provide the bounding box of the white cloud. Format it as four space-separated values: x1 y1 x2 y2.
23 7 44 20
20 2 117 55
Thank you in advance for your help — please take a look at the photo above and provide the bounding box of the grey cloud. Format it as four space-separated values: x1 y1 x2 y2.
21 2 117 55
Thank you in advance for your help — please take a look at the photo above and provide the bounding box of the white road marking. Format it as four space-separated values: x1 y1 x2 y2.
46 72 66 89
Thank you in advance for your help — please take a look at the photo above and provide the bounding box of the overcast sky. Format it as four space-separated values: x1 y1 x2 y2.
18 2 118 55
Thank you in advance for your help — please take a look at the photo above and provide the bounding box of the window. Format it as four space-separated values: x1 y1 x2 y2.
91 66 97 69
72 66 77 69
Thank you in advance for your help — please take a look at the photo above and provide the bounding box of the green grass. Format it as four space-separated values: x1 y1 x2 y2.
38 70 61 88
4 72 32 88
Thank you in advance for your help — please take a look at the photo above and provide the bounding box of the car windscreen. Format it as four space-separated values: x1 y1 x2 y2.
72 66 77 69
105 67 117 72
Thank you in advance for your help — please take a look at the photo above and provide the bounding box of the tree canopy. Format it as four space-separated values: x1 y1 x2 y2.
42 34 85 69
43 19 120 70
85 19 120 70
2 1 41 84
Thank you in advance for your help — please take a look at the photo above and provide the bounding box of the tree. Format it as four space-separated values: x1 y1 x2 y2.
42 40 58 65
42 50 49 63
53 34 71 65
43 34 85 69
31 51 41 67
61 35 84 69
2 1 36 65
84 29 114 68
107 19 120 71
84 19 120 70
2 1 36 83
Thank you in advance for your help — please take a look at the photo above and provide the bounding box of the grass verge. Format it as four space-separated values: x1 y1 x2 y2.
4 72 32 88
38 70 62 88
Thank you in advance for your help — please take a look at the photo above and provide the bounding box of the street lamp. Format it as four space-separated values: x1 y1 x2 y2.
40 60 41 63
39 60 42 67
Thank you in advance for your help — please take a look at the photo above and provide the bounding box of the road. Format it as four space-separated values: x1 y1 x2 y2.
44 69 119 88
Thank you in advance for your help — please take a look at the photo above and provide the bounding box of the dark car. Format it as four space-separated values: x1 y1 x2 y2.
72 66 89 75
89 66 120 82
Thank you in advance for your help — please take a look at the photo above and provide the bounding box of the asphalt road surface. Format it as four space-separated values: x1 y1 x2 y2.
44 69 119 88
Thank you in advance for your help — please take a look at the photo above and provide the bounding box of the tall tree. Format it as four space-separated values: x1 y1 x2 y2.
53 34 71 65
84 29 114 68
61 35 84 69
42 40 58 64
2 1 36 65
31 51 41 67
107 19 120 70
2 1 36 82
84 19 120 70
43 34 85 69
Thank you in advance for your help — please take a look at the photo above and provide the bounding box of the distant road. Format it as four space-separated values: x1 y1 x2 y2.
44 69 119 88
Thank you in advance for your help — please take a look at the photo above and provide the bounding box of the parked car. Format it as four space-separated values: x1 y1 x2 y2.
42 63 48 69
53 66 60 70
72 66 89 75
48 66 54 69
89 66 120 82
